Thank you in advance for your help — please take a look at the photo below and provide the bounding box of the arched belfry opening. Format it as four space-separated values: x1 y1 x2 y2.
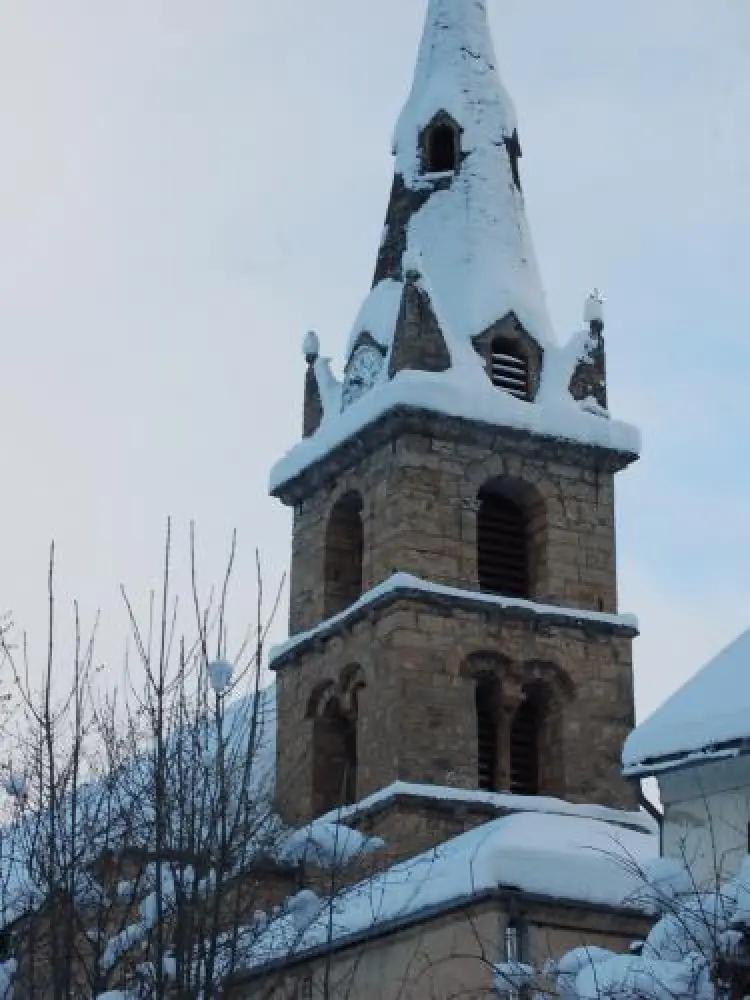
324 492 364 617
309 682 360 815
477 485 530 599
509 695 541 795
491 337 530 400
475 676 500 792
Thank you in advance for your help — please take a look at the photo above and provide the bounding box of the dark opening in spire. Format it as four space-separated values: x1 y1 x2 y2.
425 124 457 173
504 128 523 191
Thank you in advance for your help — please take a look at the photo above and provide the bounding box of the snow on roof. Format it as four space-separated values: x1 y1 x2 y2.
318 781 657 836
623 628 750 776
236 809 658 972
345 279 404 357
270 363 640 495
269 573 638 668
0 687 278 929
390 0 555 349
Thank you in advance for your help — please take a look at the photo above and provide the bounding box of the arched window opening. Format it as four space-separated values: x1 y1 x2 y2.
425 124 457 173
475 677 499 791
324 493 364 617
510 697 541 796
478 488 530 598
312 697 357 815
491 338 530 400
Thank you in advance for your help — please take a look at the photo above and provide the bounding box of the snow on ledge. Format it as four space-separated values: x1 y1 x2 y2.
319 780 657 836
269 573 638 668
269 366 640 495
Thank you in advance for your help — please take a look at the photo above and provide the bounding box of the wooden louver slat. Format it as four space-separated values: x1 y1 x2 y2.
477 493 529 598
491 339 530 400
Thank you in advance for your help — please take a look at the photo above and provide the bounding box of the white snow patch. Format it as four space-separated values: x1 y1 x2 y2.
207 658 233 695
345 279 404 358
623 628 750 773
234 811 657 972
494 962 535 993
277 821 384 868
317 781 657 836
270 574 637 666
572 952 711 1000
0 961 15 1000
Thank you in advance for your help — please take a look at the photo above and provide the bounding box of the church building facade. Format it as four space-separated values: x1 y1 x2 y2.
269 0 641 841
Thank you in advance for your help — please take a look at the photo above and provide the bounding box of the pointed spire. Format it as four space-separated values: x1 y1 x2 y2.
373 0 555 352
393 0 517 182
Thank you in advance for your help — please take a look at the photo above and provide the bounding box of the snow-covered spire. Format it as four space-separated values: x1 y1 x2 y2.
370 0 555 351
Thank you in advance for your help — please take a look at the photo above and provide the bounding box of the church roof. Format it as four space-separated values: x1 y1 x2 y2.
623 628 750 777
233 803 657 974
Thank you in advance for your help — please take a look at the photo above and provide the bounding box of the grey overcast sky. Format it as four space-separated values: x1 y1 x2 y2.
0 1 748 723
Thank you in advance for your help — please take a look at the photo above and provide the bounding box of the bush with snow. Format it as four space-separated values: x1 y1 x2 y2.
539 855 750 1000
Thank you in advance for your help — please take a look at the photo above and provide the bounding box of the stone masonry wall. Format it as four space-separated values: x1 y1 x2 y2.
287 413 623 636
274 593 637 828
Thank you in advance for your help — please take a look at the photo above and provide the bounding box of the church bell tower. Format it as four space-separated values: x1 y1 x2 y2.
269 0 640 826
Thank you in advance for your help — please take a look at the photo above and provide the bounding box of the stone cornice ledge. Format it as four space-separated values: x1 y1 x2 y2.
269 573 638 670
270 405 638 506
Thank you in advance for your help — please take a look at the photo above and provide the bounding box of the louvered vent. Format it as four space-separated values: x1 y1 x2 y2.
491 338 530 400
510 699 540 796
476 679 498 791
477 492 529 598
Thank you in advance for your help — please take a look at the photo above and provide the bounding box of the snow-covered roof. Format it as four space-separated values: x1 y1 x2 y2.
623 628 750 777
234 807 658 973
270 365 640 495
318 781 657 835
270 572 638 668
0 687 278 929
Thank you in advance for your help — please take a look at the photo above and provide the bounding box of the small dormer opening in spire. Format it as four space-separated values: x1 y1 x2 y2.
504 128 523 191
421 114 461 174
491 337 530 400
426 124 456 172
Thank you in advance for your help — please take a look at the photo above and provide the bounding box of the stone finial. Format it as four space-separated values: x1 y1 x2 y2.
584 289 605 334
302 330 320 365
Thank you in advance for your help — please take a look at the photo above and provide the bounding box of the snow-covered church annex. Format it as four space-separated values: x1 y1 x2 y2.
236 1 661 998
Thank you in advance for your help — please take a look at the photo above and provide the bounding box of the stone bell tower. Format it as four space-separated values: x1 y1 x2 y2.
269 0 640 827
